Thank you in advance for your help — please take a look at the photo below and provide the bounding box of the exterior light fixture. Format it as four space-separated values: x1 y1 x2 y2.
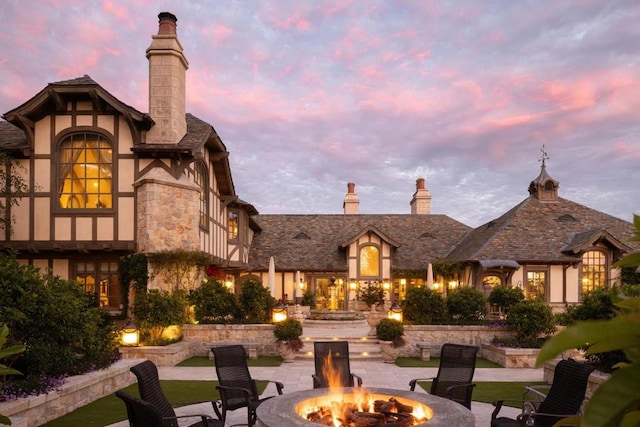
272 300 288 323
299 279 305 290
388 302 403 322
349 280 357 290
448 281 458 289
382 281 391 290
121 318 140 347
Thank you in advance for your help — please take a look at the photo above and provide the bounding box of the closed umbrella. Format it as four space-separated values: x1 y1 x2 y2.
426 263 434 289
268 256 276 298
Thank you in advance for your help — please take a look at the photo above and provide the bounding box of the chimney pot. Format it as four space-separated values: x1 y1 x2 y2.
157 12 177 35
416 178 425 190
347 182 355 193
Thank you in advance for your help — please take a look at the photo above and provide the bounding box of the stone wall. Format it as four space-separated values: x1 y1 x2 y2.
119 340 201 366
481 344 540 368
0 359 140 427
182 324 280 357
543 359 608 399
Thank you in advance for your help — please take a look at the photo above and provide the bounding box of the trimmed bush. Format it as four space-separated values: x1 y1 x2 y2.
188 279 239 323
488 285 524 313
273 318 303 352
238 279 274 323
133 289 188 344
376 318 405 348
358 282 385 310
402 287 446 324
446 286 486 321
507 299 555 342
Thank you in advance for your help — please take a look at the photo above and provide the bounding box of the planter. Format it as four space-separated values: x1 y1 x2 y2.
379 341 401 364
481 344 540 368
278 342 298 363
365 310 382 336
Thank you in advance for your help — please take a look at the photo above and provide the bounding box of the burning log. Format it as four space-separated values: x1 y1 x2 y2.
304 396 423 426
389 397 414 414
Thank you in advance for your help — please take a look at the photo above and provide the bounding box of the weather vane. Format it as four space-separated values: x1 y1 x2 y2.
539 145 549 167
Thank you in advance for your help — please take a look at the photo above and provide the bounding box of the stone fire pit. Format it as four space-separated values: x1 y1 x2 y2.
256 387 474 427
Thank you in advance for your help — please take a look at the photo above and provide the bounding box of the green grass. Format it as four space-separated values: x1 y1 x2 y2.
177 356 283 367
413 381 548 408
395 357 503 368
43 380 268 427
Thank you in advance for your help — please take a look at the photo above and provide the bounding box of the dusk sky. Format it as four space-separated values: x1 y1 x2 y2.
1 0 638 227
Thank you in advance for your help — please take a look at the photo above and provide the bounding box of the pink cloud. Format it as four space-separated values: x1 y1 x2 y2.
102 0 128 20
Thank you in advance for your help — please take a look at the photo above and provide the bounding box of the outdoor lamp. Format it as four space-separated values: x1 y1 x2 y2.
388 302 403 322
383 280 390 290
449 281 458 289
272 301 288 323
349 280 357 290
298 279 305 290
121 319 140 346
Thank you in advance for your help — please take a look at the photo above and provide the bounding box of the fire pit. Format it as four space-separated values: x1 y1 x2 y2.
255 387 474 427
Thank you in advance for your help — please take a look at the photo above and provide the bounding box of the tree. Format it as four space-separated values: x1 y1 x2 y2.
0 153 30 236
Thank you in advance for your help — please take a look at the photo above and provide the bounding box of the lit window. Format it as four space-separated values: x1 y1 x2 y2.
525 271 546 300
58 133 112 209
76 260 120 308
194 161 209 229
228 211 239 240
581 250 606 295
359 246 379 277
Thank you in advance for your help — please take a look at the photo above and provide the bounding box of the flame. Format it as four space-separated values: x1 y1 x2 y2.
322 351 344 390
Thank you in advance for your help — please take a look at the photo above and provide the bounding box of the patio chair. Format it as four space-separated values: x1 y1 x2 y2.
312 341 363 388
115 390 222 427
491 358 595 427
129 360 221 427
409 343 479 409
211 344 284 427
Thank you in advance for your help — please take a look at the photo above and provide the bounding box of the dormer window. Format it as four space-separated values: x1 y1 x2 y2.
359 245 380 277
58 132 113 209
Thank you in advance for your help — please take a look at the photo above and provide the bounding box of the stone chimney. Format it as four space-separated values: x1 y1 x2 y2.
343 182 359 214
145 12 189 144
410 178 432 214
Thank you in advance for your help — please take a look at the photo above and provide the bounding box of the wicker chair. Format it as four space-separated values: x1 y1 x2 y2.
129 360 220 427
409 343 479 409
491 358 595 427
211 344 284 427
312 341 363 388
115 390 222 427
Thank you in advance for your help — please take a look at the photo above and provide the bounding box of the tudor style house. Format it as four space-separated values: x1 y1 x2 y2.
1 12 637 315
0 13 257 312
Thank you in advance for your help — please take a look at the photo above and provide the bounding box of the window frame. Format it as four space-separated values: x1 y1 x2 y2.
580 249 608 299
358 244 381 278
55 130 115 212
524 268 547 301
228 210 239 241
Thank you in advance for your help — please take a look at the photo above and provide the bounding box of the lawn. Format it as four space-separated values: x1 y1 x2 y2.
177 355 283 367
412 381 548 408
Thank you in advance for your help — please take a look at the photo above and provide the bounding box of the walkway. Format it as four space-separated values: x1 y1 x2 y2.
108 324 542 426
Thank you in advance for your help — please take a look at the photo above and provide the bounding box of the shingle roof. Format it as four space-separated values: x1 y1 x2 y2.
248 214 472 271
447 196 637 263
0 121 28 154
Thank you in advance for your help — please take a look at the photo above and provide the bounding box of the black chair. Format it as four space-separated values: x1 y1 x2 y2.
211 344 284 427
312 340 363 388
409 343 479 409
491 358 595 427
129 360 221 427
115 390 222 427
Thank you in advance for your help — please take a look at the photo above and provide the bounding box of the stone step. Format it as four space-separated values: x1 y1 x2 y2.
297 336 382 361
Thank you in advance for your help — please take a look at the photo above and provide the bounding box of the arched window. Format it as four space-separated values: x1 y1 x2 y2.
581 250 606 295
58 133 112 209
359 245 380 277
194 160 209 229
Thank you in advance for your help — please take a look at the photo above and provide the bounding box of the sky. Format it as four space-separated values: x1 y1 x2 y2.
1 0 639 227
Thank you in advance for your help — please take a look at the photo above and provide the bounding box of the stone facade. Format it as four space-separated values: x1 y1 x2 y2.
481 344 541 368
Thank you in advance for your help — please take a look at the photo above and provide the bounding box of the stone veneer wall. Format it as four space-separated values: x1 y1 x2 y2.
400 324 515 358
0 359 140 427
181 324 280 357
119 340 201 365
481 344 540 368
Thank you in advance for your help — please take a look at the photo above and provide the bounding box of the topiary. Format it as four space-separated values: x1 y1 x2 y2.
358 282 385 310
488 285 524 313
446 286 486 321
300 289 316 308
376 318 405 348
273 318 304 352
507 299 555 343
402 286 446 324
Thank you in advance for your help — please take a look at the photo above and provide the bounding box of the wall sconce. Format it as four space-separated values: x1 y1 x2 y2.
272 301 288 323
121 318 140 347
388 302 403 322
383 280 391 290
298 279 305 290
448 281 458 289
400 278 407 286
349 280 357 291
224 275 233 289
433 282 441 290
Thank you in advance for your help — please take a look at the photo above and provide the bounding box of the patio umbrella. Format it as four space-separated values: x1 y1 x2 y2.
426 263 434 289
294 270 301 299
268 256 276 298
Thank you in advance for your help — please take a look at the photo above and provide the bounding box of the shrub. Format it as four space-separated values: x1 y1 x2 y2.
188 279 239 323
358 282 385 310
488 285 524 313
507 299 556 342
402 286 446 324
0 254 119 396
300 289 316 308
376 318 405 348
133 289 188 344
273 318 304 352
446 286 486 321
238 279 274 323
